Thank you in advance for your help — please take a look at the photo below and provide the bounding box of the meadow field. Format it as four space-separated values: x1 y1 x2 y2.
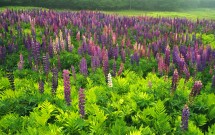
0 6 215 135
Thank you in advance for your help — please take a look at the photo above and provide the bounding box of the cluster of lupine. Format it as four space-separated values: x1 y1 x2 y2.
189 81 203 103
107 73 113 87
79 88 85 118
181 104 190 131
63 70 71 105
1 9 215 128
1 9 215 97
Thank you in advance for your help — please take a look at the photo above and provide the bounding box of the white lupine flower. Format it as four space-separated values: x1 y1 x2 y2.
108 73 113 87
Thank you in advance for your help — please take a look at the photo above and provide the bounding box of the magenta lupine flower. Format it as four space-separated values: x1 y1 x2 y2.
39 80 44 94
181 104 190 131
120 48 126 63
71 65 76 81
183 65 190 81
196 54 202 71
171 69 179 94
80 57 88 76
117 63 124 76
190 81 203 97
43 53 50 75
158 55 164 75
52 68 58 95
79 88 85 118
63 70 71 105
179 56 185 74
164 45 170 69
48 41 53 58
102 51 109 78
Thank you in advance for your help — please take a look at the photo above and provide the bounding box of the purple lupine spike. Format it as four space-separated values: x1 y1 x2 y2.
71 65 76 81
190 81 203 97
91 56 97 72
181 104 190 131
57 55 61 70
52 67 58 95
102 52 109 79
183 65 190 81
80 57 88 76
212 75 215 88
133 51 140 65
39 80 44 94
79 88 85 118
121 48 126 63
172 46 180 64
196 54 202 71
117 63 124 76
63 70 71 106
171 69 179 94
164 45 170 68
18 53 24 70
48 40 53 58
0 46 6 63
158 54 164 75
43 53 50 75
113 45 119 59
112 58 117 77
179 56 185 74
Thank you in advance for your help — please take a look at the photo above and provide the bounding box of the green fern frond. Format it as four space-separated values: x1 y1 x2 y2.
193 114 207 127
29 100 56 127
207 124 215 135
0 113 22 134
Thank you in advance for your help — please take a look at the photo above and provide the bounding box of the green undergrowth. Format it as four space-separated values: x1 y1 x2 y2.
0 69 215 134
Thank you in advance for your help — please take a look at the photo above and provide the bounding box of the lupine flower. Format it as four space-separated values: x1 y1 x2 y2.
43 53 50 75
79 88 85 118
76 31 80 41
179 56 185 74
183 65 190 81
17 53 24 70
171 69 179 94
39 80 44 94
48 38 53 58
63 70 71 105
164 45 170 69
117 63 124 76
52 68 58 95
158 55 164 75
59 30 65 51
107 73 113 87
102 52 109 79
80 57 88 76
6 69 15 90
181 104 190 131
71 65 76 81
57 55 61 70
121 48 126 63
189 81 202 100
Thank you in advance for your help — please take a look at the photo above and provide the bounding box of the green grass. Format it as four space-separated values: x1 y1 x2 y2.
1 6 215 20
104 8 215 20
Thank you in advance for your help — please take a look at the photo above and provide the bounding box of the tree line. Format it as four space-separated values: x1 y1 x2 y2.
0 0 215 11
